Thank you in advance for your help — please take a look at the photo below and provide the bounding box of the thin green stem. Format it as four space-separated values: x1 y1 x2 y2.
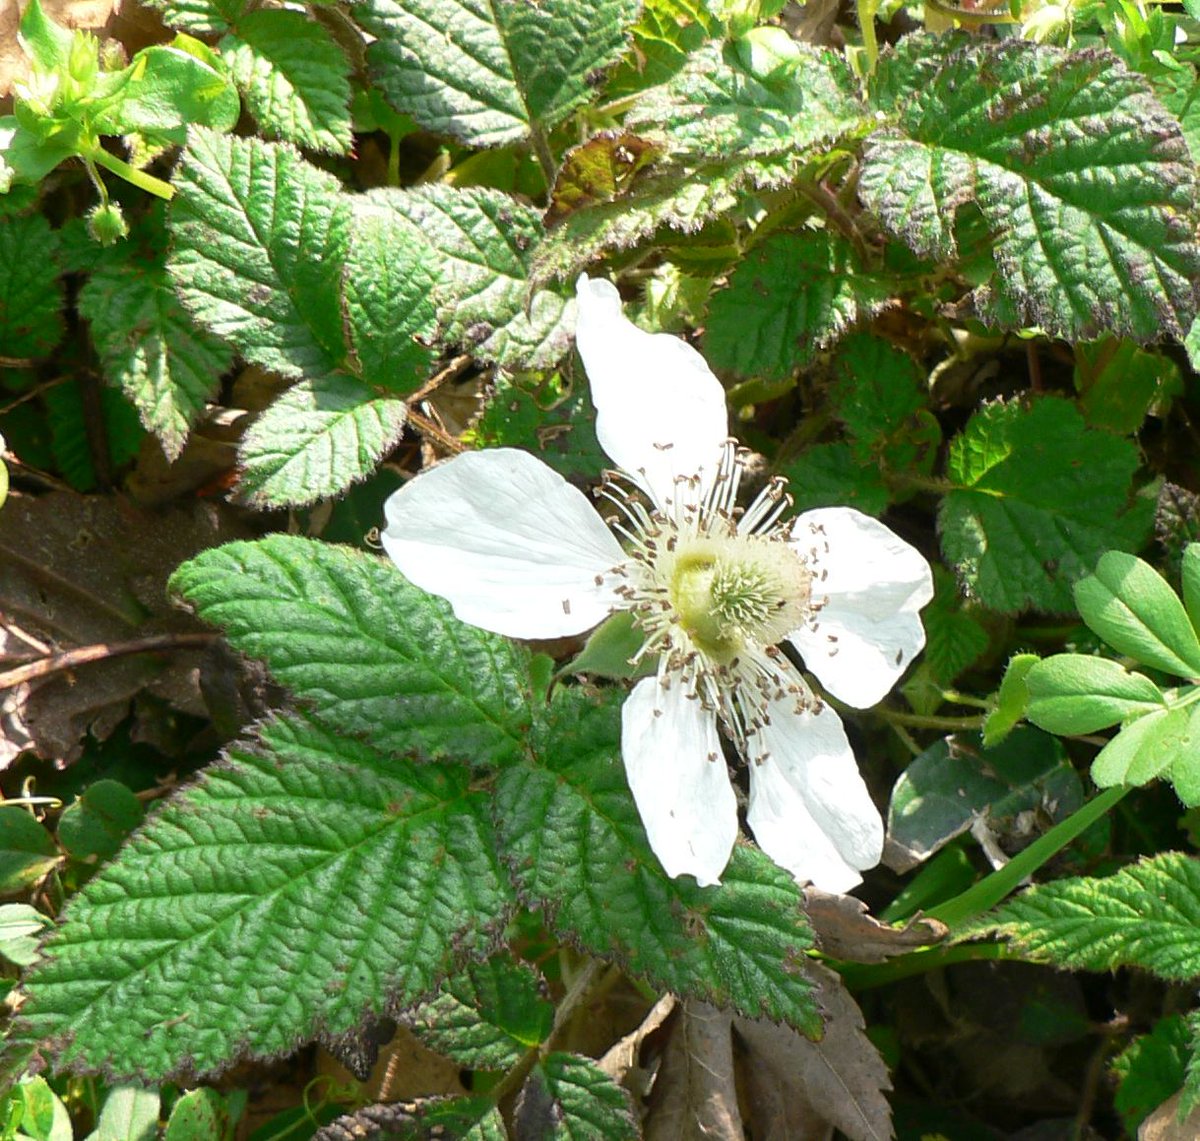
837 937 1012 991
928 784 1129 929
857 0 881 75
89 146 175 200
875 707 988 731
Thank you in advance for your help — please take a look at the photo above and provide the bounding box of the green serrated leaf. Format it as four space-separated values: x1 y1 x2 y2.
409 954 553 1070
238 374 408 508
939 397 1153 613
15 712 513 1080
0 809 60 895
963 851 1200 980
57 779 144 863
496 689 820 1034
363 185 572 368
517 1054 637 1141
606 0 722 98
359 0 639 146
1073 550 1200 678
169 535 532 764
0 214 63 359
220 10 353 154
703 233 892 379
142 0 247 34
342 203 437 391
626 41 864 160
777 443 890 516
168 128 351 379
886 728 1077 872
1074 338 1181 434
983 652 1039 745
1112 1015 1190 1136
78 234 232 462
862 35 1200 341
919 567 989 686
1024 653 1164 734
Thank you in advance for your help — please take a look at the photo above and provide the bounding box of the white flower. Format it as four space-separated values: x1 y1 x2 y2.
382 276 934 893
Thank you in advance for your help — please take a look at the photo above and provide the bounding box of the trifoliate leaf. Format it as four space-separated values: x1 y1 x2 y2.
939 397 1153 613
78 236 232 462
516 1054 637 1141
169 535 532 765
496 689 820 1035
358 0 639 146
1024 654 1165 734
342 204 437 392
220 10 353 154
862 35 1200 341
886 729 1077 873
408 955 553 1070
777 443 890 516
237 375 408 508
964 852 1200 980
15 712 513 1080
703 233 892 380
626 41 864 161
0 213 63 359
363 185 572 368
1073 550 1200 679
168 128 351 379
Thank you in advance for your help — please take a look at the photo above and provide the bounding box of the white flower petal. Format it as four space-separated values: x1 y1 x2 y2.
382 448 626 639
746 691 883 893
575 275 728 508
621 676 738 887
788 507 934 708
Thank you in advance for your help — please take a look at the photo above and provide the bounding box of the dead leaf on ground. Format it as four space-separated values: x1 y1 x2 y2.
1139 1091 1200 1140
0 490 251 765
805 886 947 963
599 992 676 1099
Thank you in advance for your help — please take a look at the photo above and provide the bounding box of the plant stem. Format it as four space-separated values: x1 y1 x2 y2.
875 707 988 731
857 0 881 75
90 146 175 200
928 784 1129 929
837 937 1012 990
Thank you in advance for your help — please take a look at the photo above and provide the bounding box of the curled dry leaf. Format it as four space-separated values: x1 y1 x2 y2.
805 886 947 963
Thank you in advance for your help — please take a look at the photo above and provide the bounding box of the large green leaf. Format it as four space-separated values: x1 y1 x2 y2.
169 535 533 765
938 397 1153 613
237 375 408 508
497 689 821 1035
14 712 513 1080
220 10 353 154
78 232 232 462
363 186 572 368
703 233 892 379
358 0 639 146
168 128 351 379
862 35 1200 341
964 852 1200 980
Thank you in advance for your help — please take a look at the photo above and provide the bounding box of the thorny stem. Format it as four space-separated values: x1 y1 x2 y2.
0 633 219 690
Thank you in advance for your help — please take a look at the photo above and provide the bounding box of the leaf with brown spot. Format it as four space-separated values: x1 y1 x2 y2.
546 130 664 226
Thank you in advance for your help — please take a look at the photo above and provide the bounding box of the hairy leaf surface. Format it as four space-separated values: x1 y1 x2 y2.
170 535 533 764
16 713 513 1079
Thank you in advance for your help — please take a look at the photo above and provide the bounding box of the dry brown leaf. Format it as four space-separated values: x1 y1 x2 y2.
805 886 947 963
733 962 894 1141
1139 1092 1200 1141
644 1000 742 1141
0 490 250 764
598 992 676 1096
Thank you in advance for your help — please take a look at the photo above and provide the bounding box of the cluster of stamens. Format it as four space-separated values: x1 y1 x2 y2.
595 441 828 755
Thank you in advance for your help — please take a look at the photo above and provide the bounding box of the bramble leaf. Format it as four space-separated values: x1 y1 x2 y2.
169 535 533 765
1024 654 1165 734
497 689 821 1035
220 10 353 154
517 1054 638 1140
0 213 63 358
1073 551 1200 678
14 712 512 1080
142 0 247 35
168 128 351 379
862 35 1200 341
703 233 892 379
364 185 572 368
358 0 639 147
939 398 1153 613
964 852 1200 980
778 444 890 516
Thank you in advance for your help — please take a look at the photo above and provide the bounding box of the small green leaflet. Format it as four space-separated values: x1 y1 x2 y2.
496 688 821 1036
1024 654 1165 735
938 397 1152 613
704 233 892 379
14 712 514 1080
358 0 639 147
964 851 1200 981
169 535 534 765
862 34 1200 341
220 9 353 154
